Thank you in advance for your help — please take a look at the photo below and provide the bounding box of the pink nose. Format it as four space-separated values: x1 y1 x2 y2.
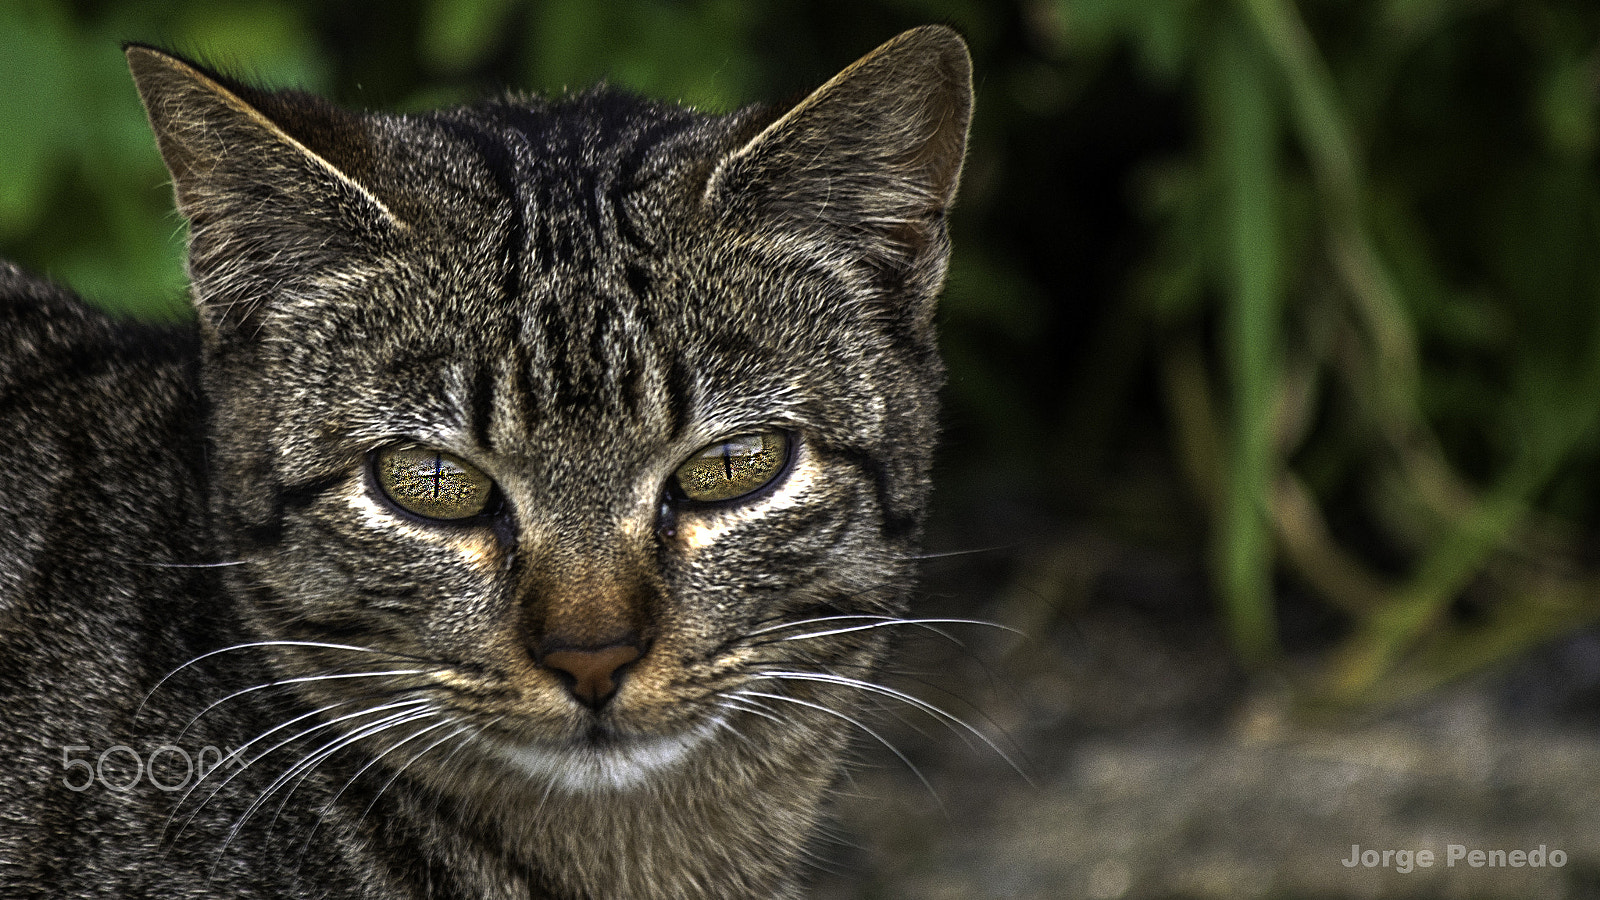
541 643 643 708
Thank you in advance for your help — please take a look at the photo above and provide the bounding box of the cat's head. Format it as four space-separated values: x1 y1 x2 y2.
130 28 970 799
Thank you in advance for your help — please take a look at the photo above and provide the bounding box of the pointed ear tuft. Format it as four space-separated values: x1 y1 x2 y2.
707 26 973 290
125 45 403 338
125 45 399 228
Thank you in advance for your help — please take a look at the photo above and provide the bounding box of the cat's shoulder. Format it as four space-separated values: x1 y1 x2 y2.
0 260 206 596
0 260 198 391
0 259 109 356
0 259 202 491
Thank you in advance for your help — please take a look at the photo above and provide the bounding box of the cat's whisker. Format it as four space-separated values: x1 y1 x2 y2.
170 697 435 846
716 694 788 729
160 695 373 846
808 657 1006 718
230 699 436 800
295 715 461 864
895 545 1014 561
831 660 1028 751
855 693 942 745
353 717 481 832
705 706 767 753
713 695 810 758
799 818 868 880
213 706 440 873
789 616 1028 711
259 705 449 839
730 581 915 641
221 710 438 876
128 558 254 568
385 717 501 848
111 547 282 570
758 615 1025 646
171 681 444 805
531 762 562 822
138 640 441 720
744 614 907 639
742 609 1023 645
787 668 1029 775
176 669 439 740
193 695 384 776
754 670 1034 787
299 719 482 884
737 689 947 817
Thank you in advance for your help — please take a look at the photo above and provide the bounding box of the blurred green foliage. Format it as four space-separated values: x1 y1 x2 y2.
4 0 1600 707
1097 0 1600 704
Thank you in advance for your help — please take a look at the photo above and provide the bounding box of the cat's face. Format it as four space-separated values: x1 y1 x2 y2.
206 127 938 790
129 29 969 796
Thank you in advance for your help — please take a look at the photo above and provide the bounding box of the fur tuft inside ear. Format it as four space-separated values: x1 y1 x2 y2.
125 45 401 228
125 45 403 339
705 26 973 295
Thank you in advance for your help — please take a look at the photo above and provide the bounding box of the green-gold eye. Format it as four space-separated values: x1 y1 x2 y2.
375 445 494 520
672 431 790 503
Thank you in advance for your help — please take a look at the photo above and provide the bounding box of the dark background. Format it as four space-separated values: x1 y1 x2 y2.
7 1 1600 896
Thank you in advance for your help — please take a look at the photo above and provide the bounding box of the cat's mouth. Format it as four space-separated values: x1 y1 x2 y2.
491 719 720 792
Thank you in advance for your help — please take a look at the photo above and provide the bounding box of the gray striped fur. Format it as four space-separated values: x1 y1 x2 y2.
0 26 971 899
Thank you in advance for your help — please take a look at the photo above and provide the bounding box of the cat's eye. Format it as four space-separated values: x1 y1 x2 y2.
374 445 494 520
672 431 791 503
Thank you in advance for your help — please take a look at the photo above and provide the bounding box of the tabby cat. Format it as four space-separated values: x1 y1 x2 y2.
0 25 972 899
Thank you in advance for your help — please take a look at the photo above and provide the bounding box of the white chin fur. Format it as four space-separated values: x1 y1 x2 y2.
497 718 723 792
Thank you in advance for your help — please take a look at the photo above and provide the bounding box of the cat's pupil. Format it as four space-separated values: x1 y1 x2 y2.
673 432 790 503
376 445 493 519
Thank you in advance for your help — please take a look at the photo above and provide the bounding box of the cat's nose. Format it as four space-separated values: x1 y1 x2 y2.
540 641 644 709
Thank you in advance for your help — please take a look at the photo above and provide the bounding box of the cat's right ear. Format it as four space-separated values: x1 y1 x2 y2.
125 45 403 336
705 26 973 318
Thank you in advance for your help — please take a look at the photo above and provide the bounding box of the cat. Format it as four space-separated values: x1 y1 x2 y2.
0 24 971 900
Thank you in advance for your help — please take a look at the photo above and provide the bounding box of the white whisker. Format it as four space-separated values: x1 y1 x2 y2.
718 694 788 728
354 718 477 830
132 559 254 568
262 708 445 838
381 717 499 841
756 670 1033 786
176 669 435 740
161 696 370 845
169 698 433 845
297 716 459 861
770 616 1025 645
139 640 429 720
249 704 438 832
739 689 946 816
745 614 1022 646
745 614 902 639
213 706 438 871
705 707 767 753
897 545 1013 561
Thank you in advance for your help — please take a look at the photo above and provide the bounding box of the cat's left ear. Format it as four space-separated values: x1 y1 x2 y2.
707 26 973 308
125 45 399 222
125 45 403 338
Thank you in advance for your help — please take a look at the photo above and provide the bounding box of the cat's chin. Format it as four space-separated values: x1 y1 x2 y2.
491 716 726 793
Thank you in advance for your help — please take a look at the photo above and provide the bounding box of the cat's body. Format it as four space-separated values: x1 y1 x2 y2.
0 27 971 899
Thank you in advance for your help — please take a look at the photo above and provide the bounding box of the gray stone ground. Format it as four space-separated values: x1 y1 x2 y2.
808 537 1600 899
